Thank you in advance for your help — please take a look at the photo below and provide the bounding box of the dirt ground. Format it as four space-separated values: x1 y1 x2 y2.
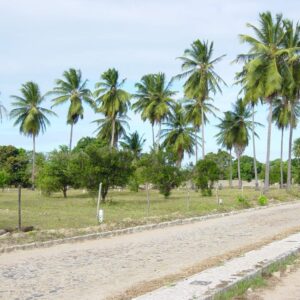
1 202 300 300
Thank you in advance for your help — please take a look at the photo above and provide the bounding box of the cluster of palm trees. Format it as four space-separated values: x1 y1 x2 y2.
1 11 300 192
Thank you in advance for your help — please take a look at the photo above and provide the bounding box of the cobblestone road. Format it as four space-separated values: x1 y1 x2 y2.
1 202 300 300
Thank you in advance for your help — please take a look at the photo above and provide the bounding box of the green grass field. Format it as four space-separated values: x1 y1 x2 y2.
0 187 299 232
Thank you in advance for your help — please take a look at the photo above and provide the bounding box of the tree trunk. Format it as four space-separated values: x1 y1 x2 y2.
287 105 294 190
110 117 116 149
195 127 198 164
229 148 233 188
177 148 183 168
264 100 273 192
252 106 259 190
157 122 161 149
237 153 242 189
32 134 36 190
69 122 74 151
63 187 67 198
201 106 205 159
151 124 155 149
280 127 284 189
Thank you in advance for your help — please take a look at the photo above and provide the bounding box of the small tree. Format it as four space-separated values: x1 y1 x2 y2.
194 158 219 196
139 150 182 198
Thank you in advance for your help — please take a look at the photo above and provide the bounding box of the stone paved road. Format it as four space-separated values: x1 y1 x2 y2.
1 202 300 300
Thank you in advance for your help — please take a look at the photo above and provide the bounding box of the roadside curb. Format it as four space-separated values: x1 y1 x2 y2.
134 232 300 300
0 200 298 254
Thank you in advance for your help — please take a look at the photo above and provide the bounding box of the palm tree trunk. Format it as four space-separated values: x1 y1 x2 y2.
264 100 273 192
157 122 161 149
152 124 155 149
229 148 233 188
252 106 259 190
32 134 36 190
280 127 284 189
201 106 205 159
69 122 74 151
195 127 198 164
110 117 116 149
237 153 242 189
287 107 294 190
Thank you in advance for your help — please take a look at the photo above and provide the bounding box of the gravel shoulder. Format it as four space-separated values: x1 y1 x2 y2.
1 202 300 300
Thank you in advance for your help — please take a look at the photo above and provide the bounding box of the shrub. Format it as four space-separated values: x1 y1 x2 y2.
258 195 268 206
237 195 251 208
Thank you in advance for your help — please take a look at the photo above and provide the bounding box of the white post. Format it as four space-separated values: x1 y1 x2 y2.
96 182 102 221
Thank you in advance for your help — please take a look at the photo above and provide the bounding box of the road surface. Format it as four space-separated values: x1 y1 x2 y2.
1 202 300 300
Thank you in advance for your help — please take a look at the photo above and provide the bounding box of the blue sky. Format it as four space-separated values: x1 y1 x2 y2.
0 0 299 165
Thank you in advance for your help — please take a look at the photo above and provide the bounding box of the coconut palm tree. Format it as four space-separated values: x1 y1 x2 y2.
51 68 94 150
174 39 226 159
282 20 300 189
94 68 131 149
184 97 217 163
238 12 298 191
272 98 290 188
161 103 195 167
133 73 176 148
223 99 257 189
93 113 129 147
216 111 235 188
10 82 56 189
120 131 146 158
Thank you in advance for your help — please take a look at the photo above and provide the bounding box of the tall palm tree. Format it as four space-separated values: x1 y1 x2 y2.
10 82 56 189
282 20 300 189
51 68 94 150
161 103 195 167
272 98 289 188
94 68 131 149
174 39 226 159
216 111 234 188
133 73 176 148
93 113 129 147
120 131 146 158
238 12 298 191
184 97 218 163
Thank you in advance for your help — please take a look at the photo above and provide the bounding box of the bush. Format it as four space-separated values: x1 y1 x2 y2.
237 195 251 208
258 195 268 206
193 158 219 196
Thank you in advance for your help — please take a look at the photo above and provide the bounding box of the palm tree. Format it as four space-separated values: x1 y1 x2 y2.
174 39 226 159
282 20 300 189
93 113 129 147
216 111 234 188
94 68 131 149
272 98 289 188
133 73 176 148
161 103 195 167
120 131 146 158
238 12 298 191
0 102 7 122
222 99 256 189
10 82 56 189
51 68 94 150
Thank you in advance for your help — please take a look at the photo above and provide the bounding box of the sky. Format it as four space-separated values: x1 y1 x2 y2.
0 0 300 165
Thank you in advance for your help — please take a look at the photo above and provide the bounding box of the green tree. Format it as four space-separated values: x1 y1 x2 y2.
37 146 74 197
238 12 297 191
0 169 9 190
193 158 219 196
161 103 195 167
10 82 55 189
94 68 131 149
51 68 94 150
175 39 226 159
120 131 145 159
133 73 176 148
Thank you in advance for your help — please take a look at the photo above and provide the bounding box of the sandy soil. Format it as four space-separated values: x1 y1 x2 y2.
1 202 300 300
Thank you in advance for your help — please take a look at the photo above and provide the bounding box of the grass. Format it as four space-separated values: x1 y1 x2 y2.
214 253 299 300
0 186 299 247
